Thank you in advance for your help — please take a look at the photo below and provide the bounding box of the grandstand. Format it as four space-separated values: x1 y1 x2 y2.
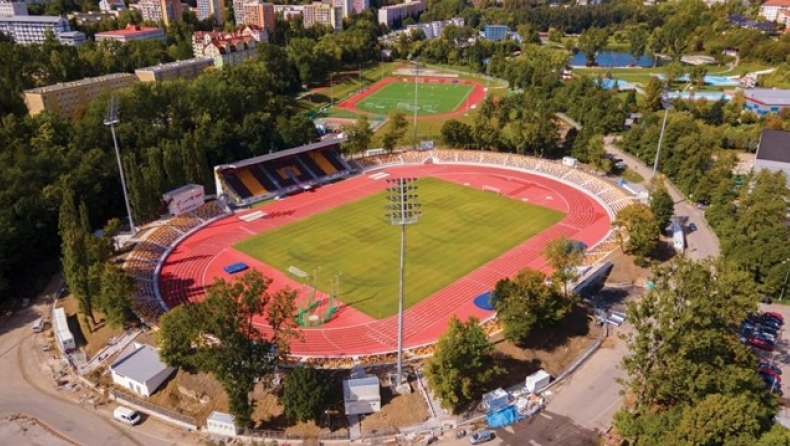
215 137 353 207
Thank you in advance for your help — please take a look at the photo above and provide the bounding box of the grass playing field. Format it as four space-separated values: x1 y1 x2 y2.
234 177 564 319
355 80 473 116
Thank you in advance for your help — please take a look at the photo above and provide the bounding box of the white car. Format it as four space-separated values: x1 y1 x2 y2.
469 429 493 444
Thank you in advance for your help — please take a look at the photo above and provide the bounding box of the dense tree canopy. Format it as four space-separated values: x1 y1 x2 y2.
158 269 299 427
282 367 333 423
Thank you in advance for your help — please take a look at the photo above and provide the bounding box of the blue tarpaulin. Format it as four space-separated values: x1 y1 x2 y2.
486 405 526 429
224 262 249 274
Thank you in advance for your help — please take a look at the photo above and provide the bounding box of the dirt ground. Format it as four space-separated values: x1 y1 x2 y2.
0 416 76 446
488 304 604 390
359 386 429 434
59 295 125 357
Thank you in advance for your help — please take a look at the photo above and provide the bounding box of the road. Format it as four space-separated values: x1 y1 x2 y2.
0 288 194 446
604 135 720 260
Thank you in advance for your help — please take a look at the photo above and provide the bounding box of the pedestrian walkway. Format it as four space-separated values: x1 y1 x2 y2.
77 329 139 376
347 414 362 440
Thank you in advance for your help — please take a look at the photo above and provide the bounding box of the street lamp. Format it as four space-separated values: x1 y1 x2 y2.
385 178 421 390
104 96 137 234
410 57 420 151
651 91 673 177
779 258 790 301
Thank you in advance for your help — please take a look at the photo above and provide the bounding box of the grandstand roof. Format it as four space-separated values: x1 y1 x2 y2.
220 137 346 169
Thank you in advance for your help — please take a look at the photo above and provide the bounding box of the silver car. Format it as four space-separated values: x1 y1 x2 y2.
469 429 493 444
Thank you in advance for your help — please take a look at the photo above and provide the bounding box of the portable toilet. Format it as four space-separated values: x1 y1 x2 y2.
526 370 551 394
482 388 510 412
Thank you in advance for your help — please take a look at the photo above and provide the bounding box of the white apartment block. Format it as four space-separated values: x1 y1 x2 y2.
197 0 224 24
0 15 85 45
98 0 126 12
377 0 424 27
232 0 245 23
273 4 303 21
0 1 28 16
303 2 341 31
760 0 790 21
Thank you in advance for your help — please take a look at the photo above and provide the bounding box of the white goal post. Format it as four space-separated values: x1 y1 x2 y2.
482 185 501 195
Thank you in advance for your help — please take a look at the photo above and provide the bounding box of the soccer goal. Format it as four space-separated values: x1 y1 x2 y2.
482 185 501 195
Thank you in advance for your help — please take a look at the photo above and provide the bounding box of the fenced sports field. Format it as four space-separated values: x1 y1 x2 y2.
354 81 474 116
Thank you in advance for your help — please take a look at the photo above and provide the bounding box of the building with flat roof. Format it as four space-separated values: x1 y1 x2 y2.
24 73 138 119
343 377 381 416
135 57 214 82
138 0 181 25
95 24 166 43
760 0 790 21
303 2 342 30
377 0 424 27
743 88 790 115
197 0 225 24
754 129 790 188
241 1 274 31
193 25 265 68
110 343 176 397
0 15 85 45
52 307 76 353
273 3 303 21
0 1 28 16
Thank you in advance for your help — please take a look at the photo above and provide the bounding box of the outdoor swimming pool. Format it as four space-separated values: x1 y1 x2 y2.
570 51 656 68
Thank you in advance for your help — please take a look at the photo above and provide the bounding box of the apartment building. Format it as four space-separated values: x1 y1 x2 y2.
95 24 166 43
377 0 424 28
333 0 351 18
24 73 138 119
138 0 182 26
482 24 508 42
0 15 85 45
0 1 28 16
196 0 225 24
760 0 790 21
303 2 341 31
352 0 368 14
273 4 303 21
134 58 214 82
241 1 274 32
231 0 245 23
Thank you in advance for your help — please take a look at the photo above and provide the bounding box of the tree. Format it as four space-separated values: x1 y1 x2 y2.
613 203 659 260
425 316 501 412
342 115 373 155
585 134 611 173
381 109 408 152
626 25 648 65
440 119 474 148
544 236 585 298
643 76 666 112
615 258 776 444
648 177 674 231
158 269 299 427
493 268 568 344
94 263 135 328
576 27 608 67
58 186 97 329
282 366 333 423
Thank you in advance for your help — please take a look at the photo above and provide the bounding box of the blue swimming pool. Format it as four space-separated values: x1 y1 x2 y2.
570 51 657 68
666 91 732 101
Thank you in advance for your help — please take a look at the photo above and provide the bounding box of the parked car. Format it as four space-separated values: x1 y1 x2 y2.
760 367 782 379
688 222 698 232
760 372 782 389
469 430 494 445
760 362 783 375
758 332 777 343
764 312 785 324
749 337 775 352
113 407 141 426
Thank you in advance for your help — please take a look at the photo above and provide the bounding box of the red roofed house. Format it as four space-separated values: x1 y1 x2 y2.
192 25 266 68
95 25 166 43
760 0 790 22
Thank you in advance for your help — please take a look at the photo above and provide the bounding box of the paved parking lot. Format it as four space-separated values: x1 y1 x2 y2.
757 304 790 399
439 411 598 446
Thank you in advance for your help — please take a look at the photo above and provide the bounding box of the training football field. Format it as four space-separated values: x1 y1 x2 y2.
355 81 473 116
234 177 564 319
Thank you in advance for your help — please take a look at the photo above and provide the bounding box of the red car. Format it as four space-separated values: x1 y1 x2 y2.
760 367 782 379
764 312 785 324
749 337 776 352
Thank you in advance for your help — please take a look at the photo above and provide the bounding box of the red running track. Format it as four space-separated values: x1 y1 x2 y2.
158 164 611 357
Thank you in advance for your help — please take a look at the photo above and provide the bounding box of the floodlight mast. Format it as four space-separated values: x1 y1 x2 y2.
103 96 137 234
385 178 421 388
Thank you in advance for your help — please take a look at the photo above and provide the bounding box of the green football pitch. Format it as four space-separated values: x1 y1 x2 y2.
355 81 473 116
234 177 564 319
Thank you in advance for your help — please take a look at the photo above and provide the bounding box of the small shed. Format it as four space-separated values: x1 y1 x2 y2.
207 411 238 437
526 370 551 394
482 388 510 412
562 157 578 168
110 343 176 397
343 377 381 416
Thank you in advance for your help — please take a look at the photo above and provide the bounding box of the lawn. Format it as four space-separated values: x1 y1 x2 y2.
235 177 564 319
355 81 473 116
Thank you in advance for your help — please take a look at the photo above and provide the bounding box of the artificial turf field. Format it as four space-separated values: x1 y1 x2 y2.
234 177 564 319
355 81 473 116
